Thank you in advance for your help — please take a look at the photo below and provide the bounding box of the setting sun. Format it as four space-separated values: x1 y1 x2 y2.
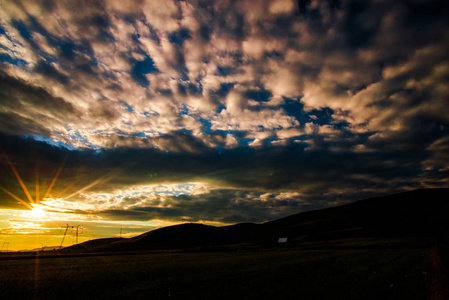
29 207 47 219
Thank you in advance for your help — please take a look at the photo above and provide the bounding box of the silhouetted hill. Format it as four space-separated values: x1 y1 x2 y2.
86 222 262 252
263 188 449 240
65 189 449 252
62 238 124 252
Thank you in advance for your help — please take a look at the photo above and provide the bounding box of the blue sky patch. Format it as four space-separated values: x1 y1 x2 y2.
11 20 32 41
32 135 77 150
244 88 272 102
130 55 158 87
0 53 28 67
168 28 192 45
119 100 135 112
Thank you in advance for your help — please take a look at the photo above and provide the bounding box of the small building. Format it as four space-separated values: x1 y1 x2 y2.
278 237 288 243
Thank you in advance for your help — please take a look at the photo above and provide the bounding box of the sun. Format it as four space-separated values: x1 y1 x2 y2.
29 207 47 219
0 153 68 217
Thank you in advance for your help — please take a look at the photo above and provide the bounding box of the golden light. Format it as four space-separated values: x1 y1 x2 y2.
0 152 68 215
0 153 109 250
29 207 47 219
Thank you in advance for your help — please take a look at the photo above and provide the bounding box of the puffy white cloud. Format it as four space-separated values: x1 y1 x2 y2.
212 108 298 132
225 134 239 149
248 138 263 148
142 0 181 33
268 0 297 15
275 128 304 140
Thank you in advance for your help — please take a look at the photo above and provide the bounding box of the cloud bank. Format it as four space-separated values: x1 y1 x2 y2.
0 0 448 224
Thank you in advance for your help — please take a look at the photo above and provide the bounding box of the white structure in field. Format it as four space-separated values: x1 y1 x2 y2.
278 237 288 243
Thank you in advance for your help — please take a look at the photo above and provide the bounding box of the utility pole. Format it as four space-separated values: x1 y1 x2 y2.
120 227 122 238
60 224 69 249
75 225 82 244
60 224 82 248
1 242 10 252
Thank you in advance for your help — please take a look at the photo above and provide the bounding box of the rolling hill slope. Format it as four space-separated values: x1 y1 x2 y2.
64 188 449 252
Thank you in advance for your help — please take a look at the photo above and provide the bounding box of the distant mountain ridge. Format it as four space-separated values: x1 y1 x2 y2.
64 188 449 253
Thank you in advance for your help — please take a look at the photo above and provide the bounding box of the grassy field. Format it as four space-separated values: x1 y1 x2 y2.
0 244 434 300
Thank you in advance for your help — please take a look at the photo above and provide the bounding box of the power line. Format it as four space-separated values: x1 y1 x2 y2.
60 224 83 248
1 242 10 252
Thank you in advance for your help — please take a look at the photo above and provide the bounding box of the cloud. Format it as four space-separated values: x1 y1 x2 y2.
0 0 448 225
268 0 297 16
0 71 79 135
49 187 319 224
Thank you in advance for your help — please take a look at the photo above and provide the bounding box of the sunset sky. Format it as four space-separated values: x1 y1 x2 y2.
1 0 448 251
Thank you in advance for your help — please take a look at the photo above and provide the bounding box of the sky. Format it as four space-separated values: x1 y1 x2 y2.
0 0 449 251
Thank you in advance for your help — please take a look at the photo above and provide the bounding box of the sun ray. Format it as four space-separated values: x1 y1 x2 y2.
64 154 140 200
64 178 106 200
35 161 40 204
2 154 34 204
63 164 125 200
55 166 87 198
43 154 68 200
0 186 33 210
55 181 77 198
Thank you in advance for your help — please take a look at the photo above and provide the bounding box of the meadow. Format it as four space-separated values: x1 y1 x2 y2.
0 245 434 300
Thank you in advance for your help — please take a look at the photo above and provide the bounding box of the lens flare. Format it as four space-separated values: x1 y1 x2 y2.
0 152 68 218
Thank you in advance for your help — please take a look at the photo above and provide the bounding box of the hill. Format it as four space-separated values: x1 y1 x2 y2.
63 188 449 253
61 238 124 252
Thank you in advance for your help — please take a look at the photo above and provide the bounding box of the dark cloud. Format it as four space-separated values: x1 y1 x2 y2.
1 131 444 210
0 71 78 135
72 185 308 223
34 60 70 84
98 189 309 223
0 111 52 137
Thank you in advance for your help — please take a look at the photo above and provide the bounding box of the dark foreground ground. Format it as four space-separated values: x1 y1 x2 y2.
1 238 446 300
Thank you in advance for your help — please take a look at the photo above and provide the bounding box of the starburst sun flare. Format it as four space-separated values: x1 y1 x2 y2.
28 206 47 219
